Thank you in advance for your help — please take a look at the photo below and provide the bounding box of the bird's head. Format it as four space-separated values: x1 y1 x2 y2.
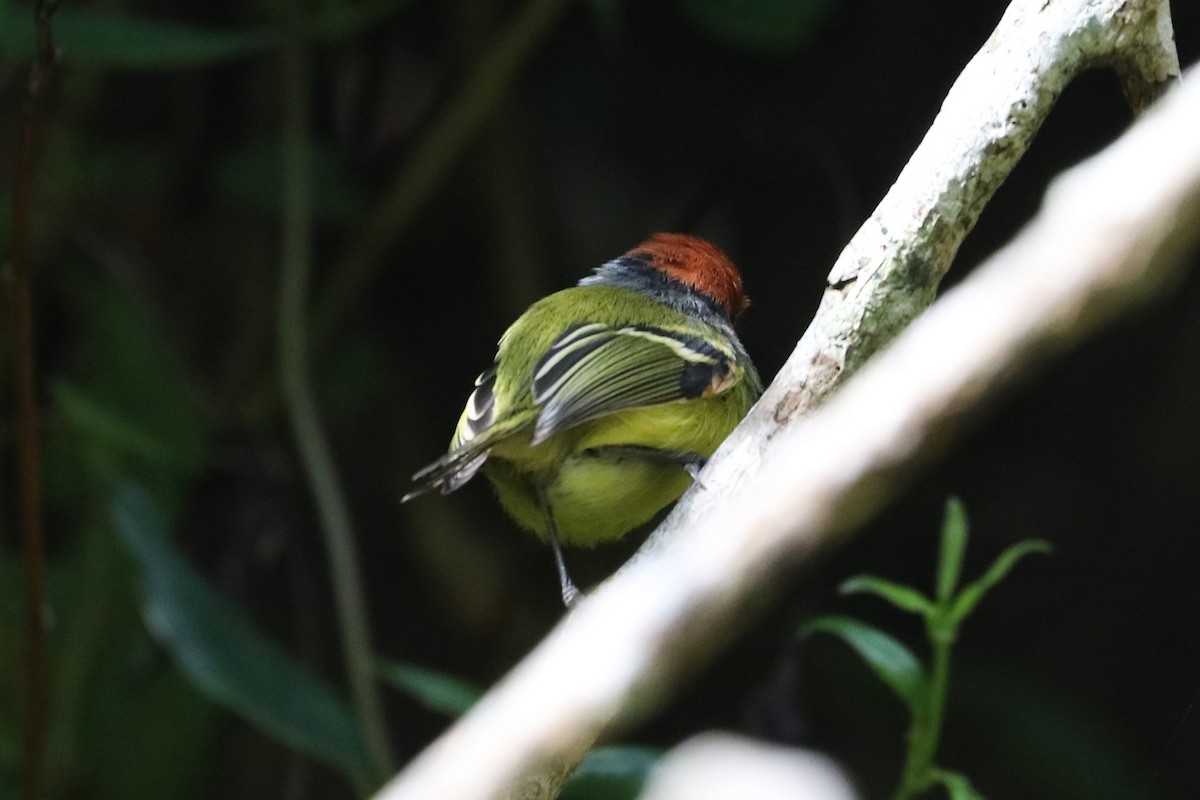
627 233 750 319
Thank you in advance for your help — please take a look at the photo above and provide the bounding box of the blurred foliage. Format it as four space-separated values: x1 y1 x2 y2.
0 9 276 69
113 484 373 790
3 261 219 796
213 137 366 223
2 0 1199 798
375 659 483 718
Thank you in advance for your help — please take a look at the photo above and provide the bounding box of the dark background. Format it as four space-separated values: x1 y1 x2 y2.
2 0 1199 798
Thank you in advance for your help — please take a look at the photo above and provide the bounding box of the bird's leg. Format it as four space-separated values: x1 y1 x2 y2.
536 486 581 607
588 445 709 487
682 459 706 487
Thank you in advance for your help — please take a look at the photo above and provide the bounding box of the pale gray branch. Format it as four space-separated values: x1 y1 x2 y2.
659 0 1179 533
639 734 860 800
375 1 1190 798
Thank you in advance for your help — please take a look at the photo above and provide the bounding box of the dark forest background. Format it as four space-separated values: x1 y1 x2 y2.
2 0 1199 798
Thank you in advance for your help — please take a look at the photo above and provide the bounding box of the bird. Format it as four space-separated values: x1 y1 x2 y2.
403 233 761 605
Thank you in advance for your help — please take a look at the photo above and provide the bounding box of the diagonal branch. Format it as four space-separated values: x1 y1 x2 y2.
378 58 1199 800
375 1 1184 798
657 0 1179 534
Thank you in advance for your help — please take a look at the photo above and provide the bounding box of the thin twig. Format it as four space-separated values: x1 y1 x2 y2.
7 2 60 798
448 0 553 317
310 0 569 347
238 0 567 437
278 40 395 788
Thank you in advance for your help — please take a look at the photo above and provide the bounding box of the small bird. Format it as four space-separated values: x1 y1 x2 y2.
404 233 761 605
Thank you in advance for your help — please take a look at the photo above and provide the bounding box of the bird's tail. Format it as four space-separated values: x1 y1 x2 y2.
401 445 490 502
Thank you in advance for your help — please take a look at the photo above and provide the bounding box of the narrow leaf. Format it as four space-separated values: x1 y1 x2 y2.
937 497 969 602
951 540 1052 623
111 484 371 784
802 615 929 712
52 381 179 467
72 279 209 476
840 575 934 616
932 768 988 800
376 659 483 718
560 746 661 800
0 9 276 69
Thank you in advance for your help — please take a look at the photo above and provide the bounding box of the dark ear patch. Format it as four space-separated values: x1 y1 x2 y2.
679 362 715 398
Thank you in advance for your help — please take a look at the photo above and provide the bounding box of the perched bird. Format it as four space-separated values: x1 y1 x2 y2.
404 233 761 605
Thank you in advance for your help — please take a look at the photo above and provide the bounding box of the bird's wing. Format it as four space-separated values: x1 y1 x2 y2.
403 364 529 500
453 362 499 450
404 321 742 499
530 322 738 445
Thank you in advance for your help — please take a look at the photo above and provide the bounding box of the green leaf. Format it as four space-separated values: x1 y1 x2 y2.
45 518 220 800
950 540 1052 624
44 278 208 512
931 768 987 800
52 381 180 467
376 659 483 718
802 615 928 713
675 0 836 52
560 746 662 800
70 279 208 474
82 661 219 800
955 662 1145 800
111 483 371 785
937 497 969 602
0 8 276 69
840 575 934 617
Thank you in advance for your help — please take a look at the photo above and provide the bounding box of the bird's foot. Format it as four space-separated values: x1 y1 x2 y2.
561 581 583 608
684 460 708 489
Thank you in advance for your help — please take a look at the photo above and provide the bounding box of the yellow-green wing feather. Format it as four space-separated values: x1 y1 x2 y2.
530 322 740 445
406 284 758 501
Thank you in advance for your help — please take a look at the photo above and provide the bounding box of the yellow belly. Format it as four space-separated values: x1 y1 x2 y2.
483 395 743 546
486 451 692 546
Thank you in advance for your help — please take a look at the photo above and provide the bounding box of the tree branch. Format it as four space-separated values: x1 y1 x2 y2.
656 0 1179 535
7 2 60 798
375 1 1186 798
639 734 860 800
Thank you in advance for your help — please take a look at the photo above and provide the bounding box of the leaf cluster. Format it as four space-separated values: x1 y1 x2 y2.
804 499 1051 800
